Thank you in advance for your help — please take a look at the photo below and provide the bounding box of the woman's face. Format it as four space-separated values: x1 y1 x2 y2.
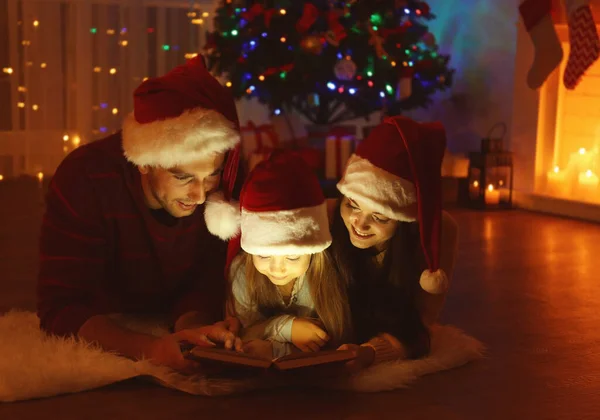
251 254 311 286
340 196 398 251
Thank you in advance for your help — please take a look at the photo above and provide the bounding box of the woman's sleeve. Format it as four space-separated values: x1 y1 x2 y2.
361 333 408 365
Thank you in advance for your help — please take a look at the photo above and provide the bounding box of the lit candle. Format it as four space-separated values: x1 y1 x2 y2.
469 180 480 200
484 184 500 205
577 170 599 202
546 166 567 196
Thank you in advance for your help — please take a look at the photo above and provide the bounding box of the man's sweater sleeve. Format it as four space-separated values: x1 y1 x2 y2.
171 234 227 324
37 156 107 337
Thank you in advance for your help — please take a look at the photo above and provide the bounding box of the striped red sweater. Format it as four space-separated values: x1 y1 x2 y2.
37 133 227 336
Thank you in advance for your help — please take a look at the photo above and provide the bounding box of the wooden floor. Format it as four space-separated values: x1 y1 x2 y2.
1 178 600 420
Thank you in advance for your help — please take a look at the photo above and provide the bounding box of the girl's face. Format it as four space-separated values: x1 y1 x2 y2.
340 196 399 251
251 254 311 286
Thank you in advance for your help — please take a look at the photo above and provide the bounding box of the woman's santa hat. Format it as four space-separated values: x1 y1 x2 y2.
209 150 331 261
121 55 241 239
336 116 448 294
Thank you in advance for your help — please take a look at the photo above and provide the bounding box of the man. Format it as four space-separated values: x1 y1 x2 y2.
37 56 242 372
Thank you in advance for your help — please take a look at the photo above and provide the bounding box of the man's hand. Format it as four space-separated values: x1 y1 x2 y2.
291 318 329 352
242 339 273 360
145 329 215 373
337 343 375 374
197 317 243 351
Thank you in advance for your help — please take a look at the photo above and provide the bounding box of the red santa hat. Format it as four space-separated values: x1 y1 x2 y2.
121 56 242 239
217 150 332 259
336 116 448 294
122 55 240 168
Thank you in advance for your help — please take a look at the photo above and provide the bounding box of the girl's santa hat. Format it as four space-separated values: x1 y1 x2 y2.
336 116 448 294
121 55 241 239
210 150 331 263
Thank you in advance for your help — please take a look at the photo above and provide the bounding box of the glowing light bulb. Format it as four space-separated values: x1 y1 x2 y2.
3 67 13 74
72 136 81 146
391 61 397 67
259 75 265 81
487 184 494 191
586 169 593 177
32 104 39 111
226 81 232 87
63 134 69 141
473 181 479 187
553 166 560 173
109 68 117 74
579 147 586 155
280 37 286 43
202 12 209 17
40 62 47 69
33 20 39 27
0 175 3 181
120 40 128 46
93 66 101 72
17 102 25 108
280 9 286 15
112 108 118 115
37 172 44 182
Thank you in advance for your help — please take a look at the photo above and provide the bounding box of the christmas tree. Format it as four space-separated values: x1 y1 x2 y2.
204 0 453 125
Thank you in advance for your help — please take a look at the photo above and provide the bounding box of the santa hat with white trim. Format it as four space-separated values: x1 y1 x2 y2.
121 55 242 238
220 150 332 261
336 116 448 294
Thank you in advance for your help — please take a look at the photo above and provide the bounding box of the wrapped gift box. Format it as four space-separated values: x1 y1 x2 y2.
325 134 355 180
240 121 279 160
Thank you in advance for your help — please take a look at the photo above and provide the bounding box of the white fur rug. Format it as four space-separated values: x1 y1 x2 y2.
0 310 484 402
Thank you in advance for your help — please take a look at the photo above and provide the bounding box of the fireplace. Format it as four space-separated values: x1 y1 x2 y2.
511 13 600 222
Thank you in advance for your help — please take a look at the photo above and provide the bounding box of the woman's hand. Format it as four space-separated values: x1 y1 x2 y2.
242 339 273 360
291 318 329 352
337 343 375 374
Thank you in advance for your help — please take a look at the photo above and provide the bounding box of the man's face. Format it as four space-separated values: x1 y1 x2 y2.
139 152 226 218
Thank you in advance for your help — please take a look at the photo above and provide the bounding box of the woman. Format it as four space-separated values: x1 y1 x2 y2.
329 116 458 369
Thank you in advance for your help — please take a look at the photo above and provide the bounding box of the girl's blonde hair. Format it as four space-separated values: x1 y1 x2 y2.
232 250 352 346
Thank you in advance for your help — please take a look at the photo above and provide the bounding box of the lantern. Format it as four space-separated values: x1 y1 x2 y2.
467 150 513 209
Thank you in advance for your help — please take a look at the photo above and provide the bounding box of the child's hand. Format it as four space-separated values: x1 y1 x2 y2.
242 339 273 360
291 318 329 352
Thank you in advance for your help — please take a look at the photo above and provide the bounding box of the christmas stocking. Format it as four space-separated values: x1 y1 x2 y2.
563 0 600 89
519 0 564 89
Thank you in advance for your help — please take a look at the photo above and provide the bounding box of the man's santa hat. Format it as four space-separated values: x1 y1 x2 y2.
121 55 241 238
336 116 448 294
209 150 331 263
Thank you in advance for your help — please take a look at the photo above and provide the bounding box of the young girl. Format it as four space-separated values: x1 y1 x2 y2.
213 150 352 359
330 116 458 370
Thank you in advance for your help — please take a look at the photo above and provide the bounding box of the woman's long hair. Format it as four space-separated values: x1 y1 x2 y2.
329 200 430 359
236 250 353 346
